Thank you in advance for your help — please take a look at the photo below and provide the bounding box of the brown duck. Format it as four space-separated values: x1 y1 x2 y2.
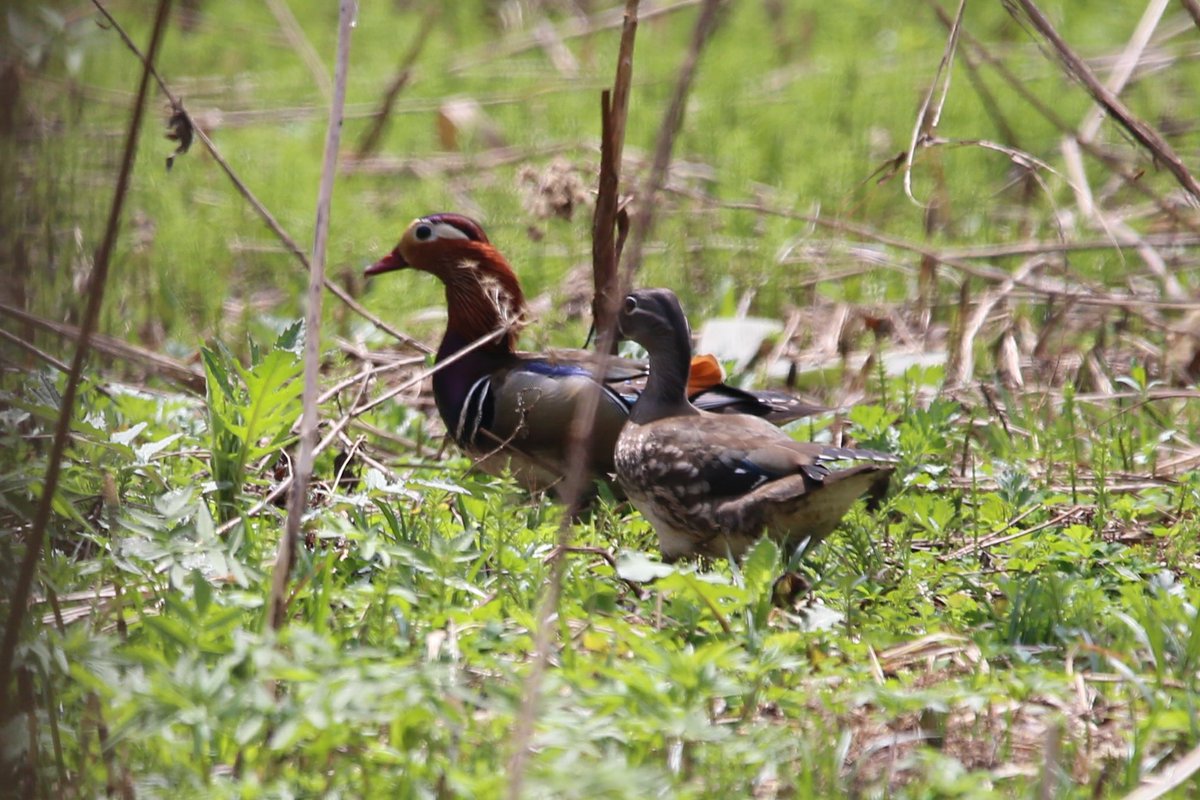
614 288 895 560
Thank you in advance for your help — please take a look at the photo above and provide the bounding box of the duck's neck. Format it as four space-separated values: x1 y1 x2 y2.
629 343 699 424
432 245 525 360
432 328 510 444
432 276 522 440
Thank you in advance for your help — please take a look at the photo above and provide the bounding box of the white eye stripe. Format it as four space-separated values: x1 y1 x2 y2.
425 221 471 241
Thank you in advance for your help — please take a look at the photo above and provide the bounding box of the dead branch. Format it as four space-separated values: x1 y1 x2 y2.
620 0 724 285
591 0 641 351
264 0 332 102
945 258 1044 387
904 0 966 206
0 302 205 391
268 0 355 633
1182 0 1200 30
354 8 438 158
0 0 171 718
1121 741 1200 800
88 0 432 356
688 192 1200 318
931 2 1200 236
451 0 701 74
1008 0 1200 201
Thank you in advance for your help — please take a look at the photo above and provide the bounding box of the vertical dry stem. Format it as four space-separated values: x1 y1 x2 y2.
267 0 356 631
591 0 641 349
355 9 438 159
619 0 723 284
508 4 727 793
0 0 172 715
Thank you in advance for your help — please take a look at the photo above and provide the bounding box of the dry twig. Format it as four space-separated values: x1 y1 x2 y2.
264 0 332 102
1122 741 1200 800
1182 0 1200 29
591 0 640 349
931 3 1200 236
945 258 1044 387
0 302 205 391
1008 0 1200 201
620 0 724 283
903 0 966 206
88 0 431 356
0 0 172 716
354 9 438 158
267 0 355 632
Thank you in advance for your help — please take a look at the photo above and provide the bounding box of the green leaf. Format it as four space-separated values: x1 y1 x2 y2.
110 422 147 446
275 319 304 353
191 568 212 614
741 537 780 598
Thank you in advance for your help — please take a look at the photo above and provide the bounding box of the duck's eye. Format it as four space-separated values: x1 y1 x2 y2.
622 296 638 314
414 224 433 241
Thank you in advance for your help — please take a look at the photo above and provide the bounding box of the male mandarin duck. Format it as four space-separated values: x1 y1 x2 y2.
366 213 821 491
614 288 895 561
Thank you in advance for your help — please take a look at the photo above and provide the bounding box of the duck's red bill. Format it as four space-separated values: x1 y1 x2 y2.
364 251 407 277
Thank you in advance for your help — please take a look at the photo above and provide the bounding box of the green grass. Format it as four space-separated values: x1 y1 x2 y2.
3 0 1200 796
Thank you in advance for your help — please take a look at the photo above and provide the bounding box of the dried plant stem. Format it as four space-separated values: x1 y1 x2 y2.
1121 738 1200 799
267 0 355 632
945 258 1043 387
903 0 966 206
89 0 431 355
591 0 640 348
620 0 723 283
935 233 1200 260
1076 0 1169 144
355 9 437 158
0 0 171 717
930 2 1200 236
0 302 205 390
0 325 70 374
1056 0 1186 302
451 0 701 74
698 194 1200 315
1182 0 1200 29
1009 0 1200 201
264 0 332 102
507 4 726 790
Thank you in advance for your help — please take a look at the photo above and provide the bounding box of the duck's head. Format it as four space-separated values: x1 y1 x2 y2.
368 213 526 349
618 287 694 362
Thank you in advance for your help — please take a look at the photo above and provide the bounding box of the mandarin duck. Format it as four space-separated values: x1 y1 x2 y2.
366 213 821 492
614 288 895 561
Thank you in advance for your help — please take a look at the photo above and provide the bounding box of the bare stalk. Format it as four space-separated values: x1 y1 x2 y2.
264 0 332 102
0 302 205 391
89 0 430 355
1123 740 1200 800
507 2 660 794
1183 0 1200 29
267 0 356 632
592 0 641 350
355 9 438 158
1008 0 1200 201
619 0 724 285
903 0 966 206
0 0 172 716
929 2 1200 235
